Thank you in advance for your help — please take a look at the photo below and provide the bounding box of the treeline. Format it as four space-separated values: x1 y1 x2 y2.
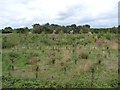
1 23 118 34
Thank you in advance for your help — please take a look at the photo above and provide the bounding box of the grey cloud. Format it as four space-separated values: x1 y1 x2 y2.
118 1 120 25
78 12 117 24
14 0 34 4
0 0 118 29
56 4 85 20
56 2 117 28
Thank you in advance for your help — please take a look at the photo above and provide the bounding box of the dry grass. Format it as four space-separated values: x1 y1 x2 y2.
110 42 118 50
62 49 71 62
25 56 40 65
95 39 104 48
75 60 94 74
83 61 93 72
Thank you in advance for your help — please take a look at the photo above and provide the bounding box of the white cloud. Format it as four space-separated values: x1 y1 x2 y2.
0 0 119 29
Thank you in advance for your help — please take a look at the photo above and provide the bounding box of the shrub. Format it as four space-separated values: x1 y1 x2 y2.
2 27 14 33
79 52 89 59
2 35 19 48
2 40 17 48
104 33 111 40
9 52 18 58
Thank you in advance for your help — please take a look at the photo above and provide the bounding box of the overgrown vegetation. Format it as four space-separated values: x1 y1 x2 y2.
1 23 118 88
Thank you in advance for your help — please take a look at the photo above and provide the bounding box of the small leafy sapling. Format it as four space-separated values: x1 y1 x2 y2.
75 59 77 64
60 62 64 67
42 50 44 53
84 42 88 47
72 44 75 47
96 59 102 65
52 37 55 40
35 65 39 79
72 49 75 53
80 52 89 59
106 47 111 56
89 51 91 54
106 46 109 50
98 60 102 65
52 58 55 64
10 57 14 71
63 67 67 74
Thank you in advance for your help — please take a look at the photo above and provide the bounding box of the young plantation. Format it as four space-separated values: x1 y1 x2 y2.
2 32 118 88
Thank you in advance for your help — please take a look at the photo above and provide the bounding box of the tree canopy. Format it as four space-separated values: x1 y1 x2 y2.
1 23 118 34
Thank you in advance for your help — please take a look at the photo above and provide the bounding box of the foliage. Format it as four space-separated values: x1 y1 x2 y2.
2 27 14 33
2 31 118 88
2 34 20 48
1 23 118 34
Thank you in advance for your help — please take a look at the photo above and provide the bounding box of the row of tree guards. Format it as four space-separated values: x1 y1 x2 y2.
8 54 98 88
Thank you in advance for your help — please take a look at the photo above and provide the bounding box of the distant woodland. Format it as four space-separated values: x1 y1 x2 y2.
1 23 118 34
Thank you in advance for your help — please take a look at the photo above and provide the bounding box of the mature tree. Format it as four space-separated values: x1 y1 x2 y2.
43 23 53 34
15 27 29 33
32 23 42 34
44 22 50 26
110 27 117 33
71 24 76 28
4 27 12 30
2 27 13 33
83 24 90 28
50 24 61 34
82 24 91 33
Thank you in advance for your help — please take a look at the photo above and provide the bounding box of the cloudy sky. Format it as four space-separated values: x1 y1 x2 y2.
0 0 119 29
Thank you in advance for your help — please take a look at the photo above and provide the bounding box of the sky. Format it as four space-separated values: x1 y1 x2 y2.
0 0 119 29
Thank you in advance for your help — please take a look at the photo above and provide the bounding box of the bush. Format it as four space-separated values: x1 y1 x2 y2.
79 52 89 59
9 51 18 58
2 34 19 48
104 33 111 40
2 38 17 48
2 27 14 33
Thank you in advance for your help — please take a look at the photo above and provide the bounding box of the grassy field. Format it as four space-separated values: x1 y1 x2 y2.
2 32 118 88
